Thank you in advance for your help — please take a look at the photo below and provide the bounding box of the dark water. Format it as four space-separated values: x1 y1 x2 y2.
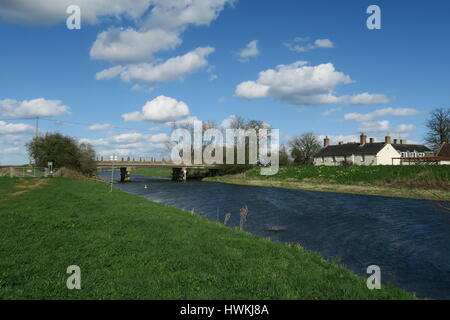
102 172 450 299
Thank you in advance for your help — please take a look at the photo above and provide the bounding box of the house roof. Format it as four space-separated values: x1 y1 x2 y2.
315 143 385 157
391 144 431 153
315 143 431 158
436 143 450 157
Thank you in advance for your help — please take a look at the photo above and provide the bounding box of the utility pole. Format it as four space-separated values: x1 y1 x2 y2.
35 116 39 138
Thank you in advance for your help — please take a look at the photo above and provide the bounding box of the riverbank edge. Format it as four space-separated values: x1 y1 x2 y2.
0 177 414 300
203 176 450 202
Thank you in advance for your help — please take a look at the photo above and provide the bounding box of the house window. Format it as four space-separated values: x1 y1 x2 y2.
360 155 365 162
332 156 336 162
401 152 406 158
321 156 325 163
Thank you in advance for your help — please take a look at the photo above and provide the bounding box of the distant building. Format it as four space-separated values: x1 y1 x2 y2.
435 143 450 165
313 134 432 166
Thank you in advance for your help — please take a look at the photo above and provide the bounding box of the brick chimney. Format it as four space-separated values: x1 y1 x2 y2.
369 138 375 143
338 141 344 145
400 139 407 145
360 133 367 145
394 139 398 144
324 136 330 147
385 135 391 144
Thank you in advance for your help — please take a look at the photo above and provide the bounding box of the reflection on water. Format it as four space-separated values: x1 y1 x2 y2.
102 172 450 299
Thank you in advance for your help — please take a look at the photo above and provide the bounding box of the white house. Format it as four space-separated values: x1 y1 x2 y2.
313 134 432 166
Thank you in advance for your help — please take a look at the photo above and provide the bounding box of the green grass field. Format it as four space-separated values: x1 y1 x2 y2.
245 165 450 186
0 177 413 299
205 165 450 201
132 167 172 178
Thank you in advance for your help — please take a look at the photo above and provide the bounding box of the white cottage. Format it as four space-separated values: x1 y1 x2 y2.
314 134 432 166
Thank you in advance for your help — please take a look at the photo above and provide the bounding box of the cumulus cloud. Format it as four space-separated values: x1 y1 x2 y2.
342 108 419 135
284 37 334 53
0 121 34 134
80 131 170 158
88 123 113 131
235 61 388 106
0 0 152 25
394 124 416 133
358 120 390 133
96 47 215 84
344 108 421 122
142 0 235 31
238 40 260 62
122 95 190 123
90 28 181 63
165 116 201 128
0 98 71 118
0 1 233 84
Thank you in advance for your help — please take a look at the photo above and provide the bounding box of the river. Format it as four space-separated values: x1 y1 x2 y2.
102 172 450 299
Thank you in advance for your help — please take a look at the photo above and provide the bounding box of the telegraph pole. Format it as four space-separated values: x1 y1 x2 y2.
35 116 39 138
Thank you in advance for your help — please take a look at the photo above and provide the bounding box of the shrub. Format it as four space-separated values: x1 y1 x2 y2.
26 133 97 176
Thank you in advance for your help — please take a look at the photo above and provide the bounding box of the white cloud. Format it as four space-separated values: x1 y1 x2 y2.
80 131 170 158
358 120 390 133
321 107 342 116
0 98 71 118
235 62 388 106
284 38 334 53
220 115 238 128
238 40 260 62
90 28 181 63
0 121 34 135
2 147 22 155
122 95 190 123
0 0 152 25
347 93 390 105
394 124 416 132
344 108 421 122
88 124 113 131
97 47 215 84
142 0 235 31
165 116 202 128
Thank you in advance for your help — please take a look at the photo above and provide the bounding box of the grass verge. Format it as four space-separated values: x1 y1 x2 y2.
204 166 450 201
0 177 414 299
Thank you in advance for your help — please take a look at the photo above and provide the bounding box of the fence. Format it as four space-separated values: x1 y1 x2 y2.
0 167 53 178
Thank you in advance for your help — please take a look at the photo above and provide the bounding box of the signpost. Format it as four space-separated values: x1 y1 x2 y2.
110 155 117 192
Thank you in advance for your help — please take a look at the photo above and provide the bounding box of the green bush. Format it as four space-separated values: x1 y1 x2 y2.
26 133 97 176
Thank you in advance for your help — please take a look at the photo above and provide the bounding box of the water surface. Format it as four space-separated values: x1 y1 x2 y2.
103 172 450 299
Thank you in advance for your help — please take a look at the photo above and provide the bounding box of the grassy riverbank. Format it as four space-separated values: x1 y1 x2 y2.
205 166 450 201
0 177 413 299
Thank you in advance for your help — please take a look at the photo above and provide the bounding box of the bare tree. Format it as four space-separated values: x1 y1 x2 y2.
288 133 321 165
425 107 450 150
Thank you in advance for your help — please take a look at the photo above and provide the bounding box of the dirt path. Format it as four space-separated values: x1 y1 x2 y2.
7 179 49 197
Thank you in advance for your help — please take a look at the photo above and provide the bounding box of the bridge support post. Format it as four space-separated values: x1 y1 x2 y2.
208 169 219 177
120 167 132 182
172 167 188 182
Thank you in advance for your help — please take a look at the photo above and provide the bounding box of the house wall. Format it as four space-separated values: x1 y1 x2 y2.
376 144 401 165
314 154 377 166
314 144 402 166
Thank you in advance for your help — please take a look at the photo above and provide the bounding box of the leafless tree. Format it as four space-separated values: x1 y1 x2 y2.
288 132 321 165
425 107 450 150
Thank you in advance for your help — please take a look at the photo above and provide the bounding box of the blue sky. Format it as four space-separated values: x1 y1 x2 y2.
1 0 449 164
